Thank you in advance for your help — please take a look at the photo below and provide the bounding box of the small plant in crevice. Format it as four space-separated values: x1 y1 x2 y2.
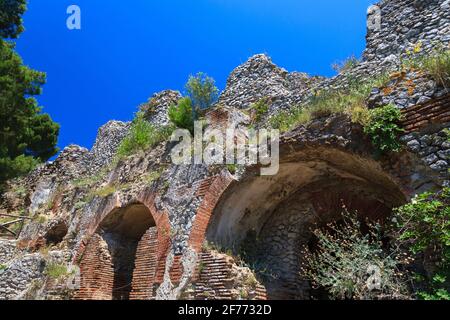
239 288 250 300
250 98 271 123
44 262 70 279
301 208 411 300
332 55 360 74
226 164 237 175
363 104 404 154
392 188 450 300
143 169 163 185
402 43 450 89
91 184 117 198
198 261 206 274
71 165 110 188
34 214 47 224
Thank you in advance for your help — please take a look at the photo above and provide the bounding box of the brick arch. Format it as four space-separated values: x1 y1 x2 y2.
75 192 171 300
188 132 410 299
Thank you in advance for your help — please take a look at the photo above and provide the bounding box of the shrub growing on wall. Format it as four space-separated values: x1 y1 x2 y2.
302 209 410 300
364 104 404 153
393 188 450 300
251 98 271 123
168 97 195 134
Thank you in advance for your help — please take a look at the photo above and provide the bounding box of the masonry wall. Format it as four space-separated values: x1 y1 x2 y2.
130 227 159 300
75 233 114 300
364 0 450 63
187 250 267 300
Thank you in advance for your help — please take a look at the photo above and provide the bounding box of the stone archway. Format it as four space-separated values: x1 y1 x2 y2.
205 146 407 300
76 203 159 300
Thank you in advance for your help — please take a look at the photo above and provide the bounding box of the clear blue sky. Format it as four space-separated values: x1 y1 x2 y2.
16 0 375 150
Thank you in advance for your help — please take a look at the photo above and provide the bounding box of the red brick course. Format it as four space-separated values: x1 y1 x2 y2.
74 191 172 300
129 227 159 300
191 250 267 300
188 172 235 253
75 233 114 300
401 94 450 133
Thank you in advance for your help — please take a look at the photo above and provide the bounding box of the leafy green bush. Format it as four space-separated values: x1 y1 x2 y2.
117 113 174 159
393 188 450 300
168 97 195 133
186 72 219 112
363 104 404 153
303 209 409 300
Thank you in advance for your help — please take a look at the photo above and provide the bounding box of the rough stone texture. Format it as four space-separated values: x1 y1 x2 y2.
90 120 131 170
218 54 324 114
140 90 182 126
368 71 449 110
0 0 449 300
0 247 73 300
364 0 450 64
0 240 18 265
184 249 267 300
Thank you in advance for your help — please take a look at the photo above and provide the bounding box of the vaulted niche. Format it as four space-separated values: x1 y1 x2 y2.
97 204 156 300
207 147 406 300
77 203 157 300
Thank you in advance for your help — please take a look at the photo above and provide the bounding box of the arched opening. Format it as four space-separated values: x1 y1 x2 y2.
44 221 68 246
206 147 406 300
77 203 157 300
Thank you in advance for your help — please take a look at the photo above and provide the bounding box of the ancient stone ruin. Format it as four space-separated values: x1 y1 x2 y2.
0 0 449 300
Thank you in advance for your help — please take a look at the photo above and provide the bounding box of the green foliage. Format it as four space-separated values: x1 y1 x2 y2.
44 262 69 279
0 155 39 183
303 209 409 300
117 112 174 159
420 48 450 88
0 0 26 39
92 184 117 198
185 72 219 112
251 98 270 123
332 55 360 74
269 80 374 132
0 264 7 272
168 97 195 133
395 189 450 254
363 104 404 153
393 188 450 300
143 169 163 185
402 45 450 88
0 34 59 186
269 106 308 132
34 214 47 224
226 164 237 175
